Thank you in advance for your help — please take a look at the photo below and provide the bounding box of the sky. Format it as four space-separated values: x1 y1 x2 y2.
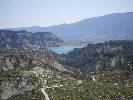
0 0 133 28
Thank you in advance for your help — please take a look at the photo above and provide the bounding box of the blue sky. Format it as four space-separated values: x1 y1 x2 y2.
0 0 133 28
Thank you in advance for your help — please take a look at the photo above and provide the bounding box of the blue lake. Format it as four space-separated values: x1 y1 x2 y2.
48 46 83 54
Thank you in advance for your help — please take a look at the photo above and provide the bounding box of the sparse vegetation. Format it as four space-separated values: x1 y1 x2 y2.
0 40 133 100
46 71 133 100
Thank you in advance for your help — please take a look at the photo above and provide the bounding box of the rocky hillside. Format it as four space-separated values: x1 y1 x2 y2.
0 49 66 72
0 30 63 49
59 40 133 73
0 45 133 100
0 49 68 99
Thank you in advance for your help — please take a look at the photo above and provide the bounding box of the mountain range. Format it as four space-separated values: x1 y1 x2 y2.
5 11 133 42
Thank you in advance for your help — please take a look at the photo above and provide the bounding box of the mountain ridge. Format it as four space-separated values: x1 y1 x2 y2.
0 30 63 49
4 11 133 42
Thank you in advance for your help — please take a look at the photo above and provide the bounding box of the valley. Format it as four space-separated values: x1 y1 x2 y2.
0 11 133 100
0 35 133 100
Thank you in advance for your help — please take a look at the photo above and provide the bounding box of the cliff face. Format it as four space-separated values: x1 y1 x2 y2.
0 30 63 49
0 49 67 72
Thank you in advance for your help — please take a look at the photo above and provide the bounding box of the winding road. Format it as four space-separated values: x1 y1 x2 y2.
41 88 50 100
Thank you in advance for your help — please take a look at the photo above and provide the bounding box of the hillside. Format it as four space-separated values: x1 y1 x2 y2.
59 40 133 73
0 30 63 49
0 49 69 99
5 11 133 42
0 42 133 100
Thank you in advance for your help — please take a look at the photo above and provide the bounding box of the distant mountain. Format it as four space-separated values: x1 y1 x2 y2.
0 30 63 49
5 11 133 42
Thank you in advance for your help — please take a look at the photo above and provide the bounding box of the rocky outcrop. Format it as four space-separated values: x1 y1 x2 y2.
0 49 66 71
0 30 63 49
0 49 67 99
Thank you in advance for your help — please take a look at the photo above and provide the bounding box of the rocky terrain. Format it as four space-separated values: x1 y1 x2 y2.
59 40 133 73
0 49 69 100
0 30 63 49
0 33 133 100
0 40 133 100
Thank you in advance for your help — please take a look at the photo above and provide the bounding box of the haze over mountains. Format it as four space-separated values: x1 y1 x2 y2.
5 11 133 42
1 10 133 100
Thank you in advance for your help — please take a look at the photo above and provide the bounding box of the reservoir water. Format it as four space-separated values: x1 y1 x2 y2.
48 46 83 54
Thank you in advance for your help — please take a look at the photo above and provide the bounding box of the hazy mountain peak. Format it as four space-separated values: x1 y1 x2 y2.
4 11 133 42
